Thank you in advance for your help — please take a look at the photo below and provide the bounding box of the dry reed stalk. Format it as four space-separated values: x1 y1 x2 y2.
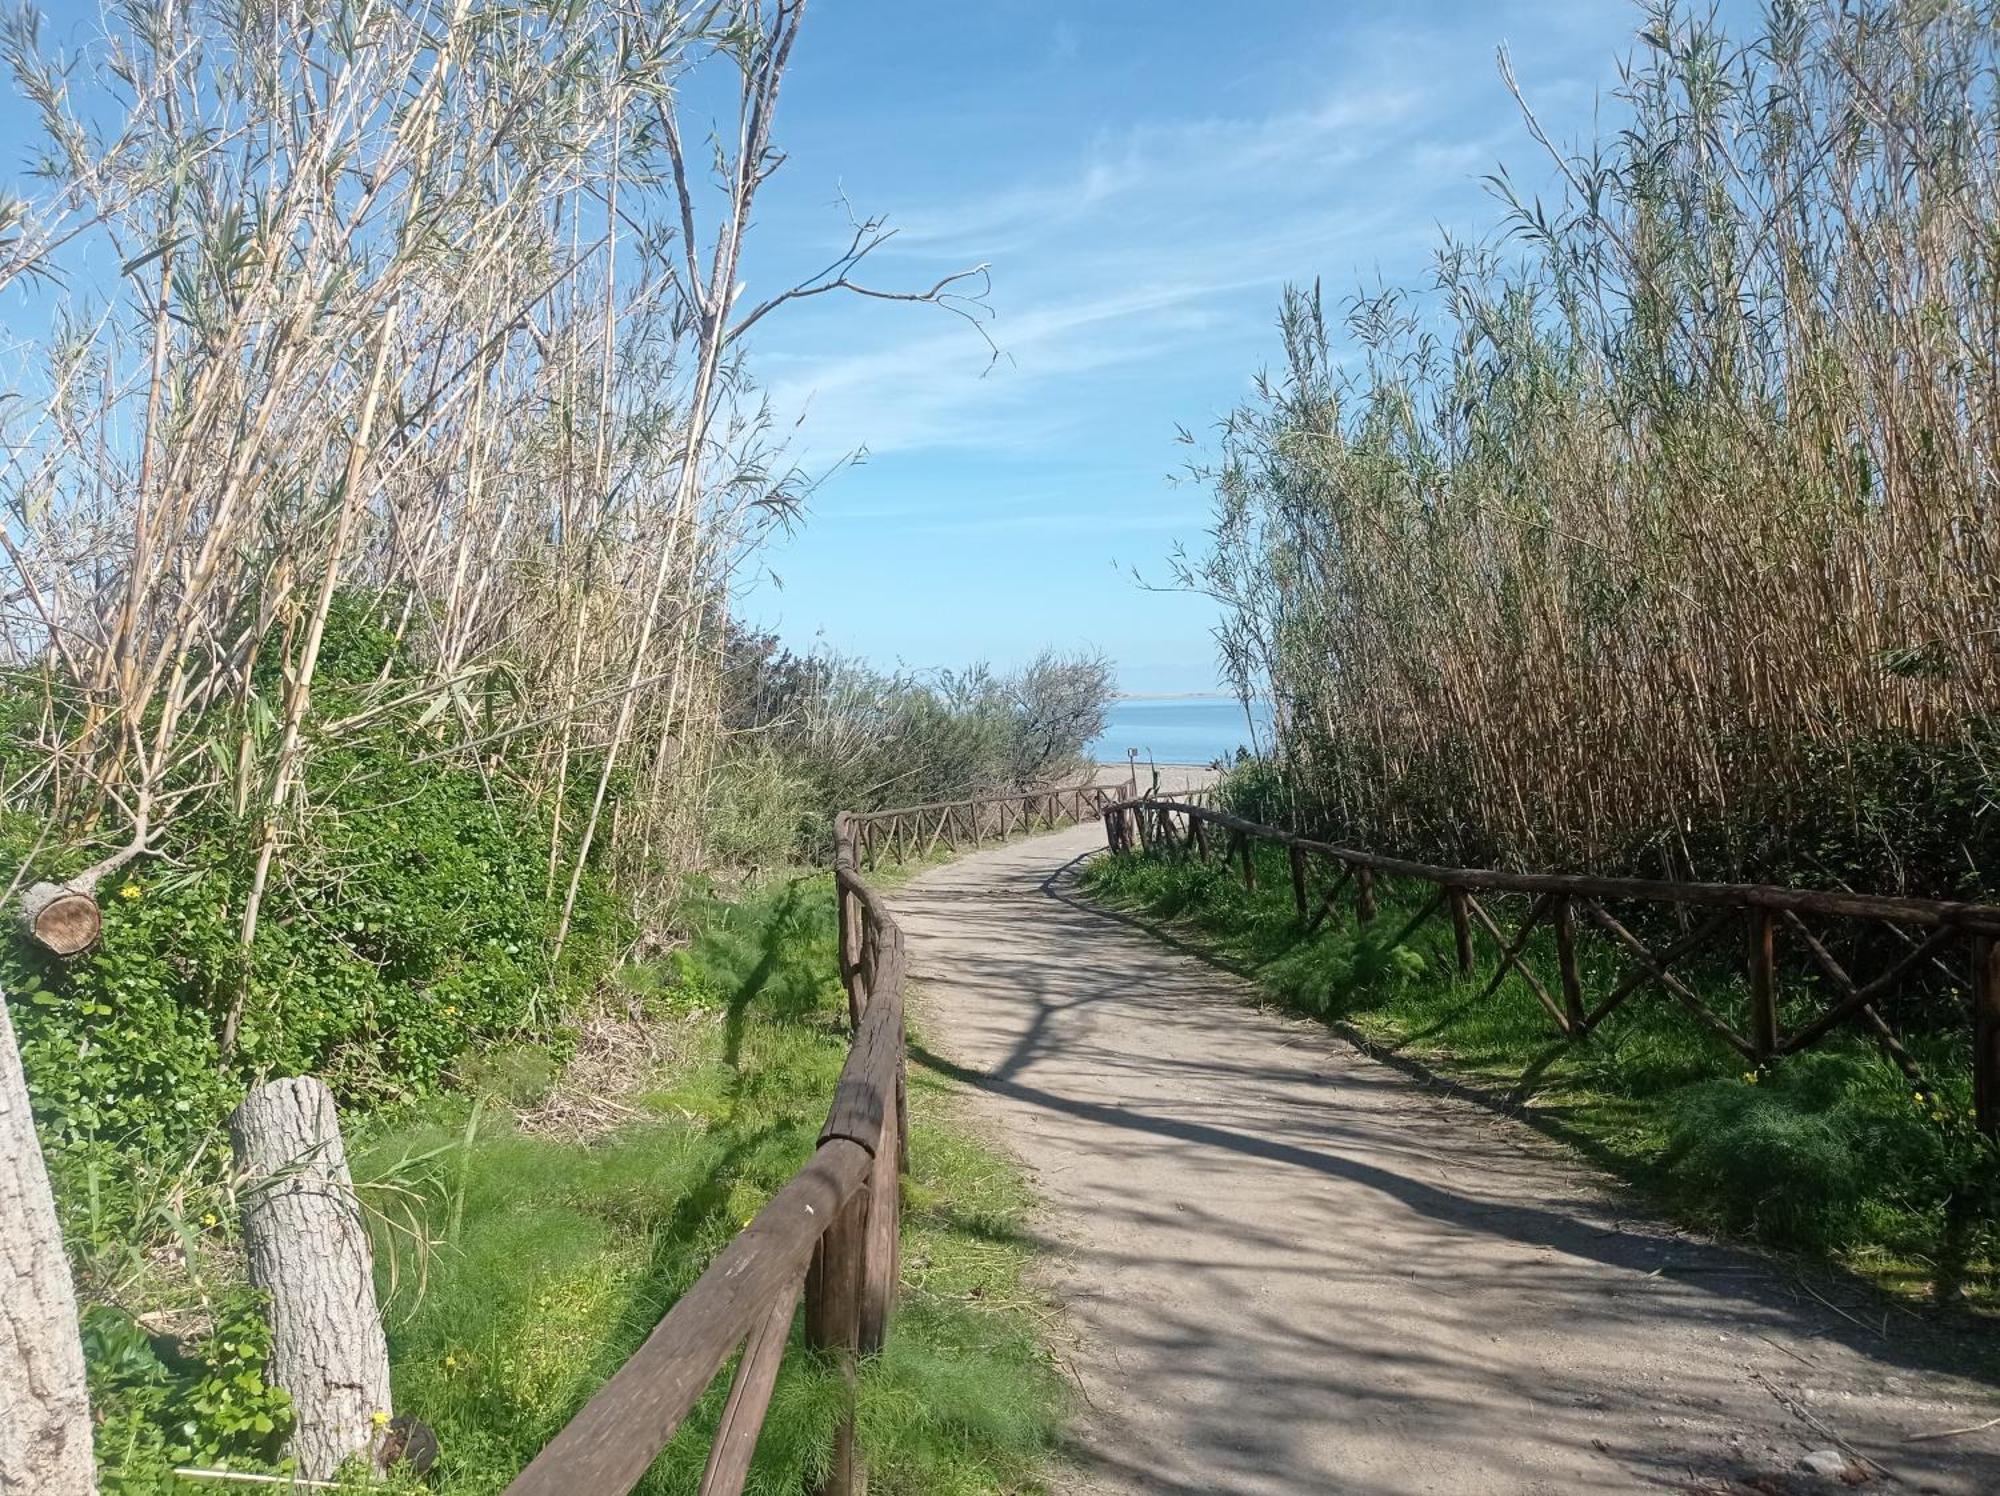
0 0 983 1003
1182 0 2000 889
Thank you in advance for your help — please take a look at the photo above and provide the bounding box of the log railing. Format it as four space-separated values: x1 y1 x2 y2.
849 780 1125 869
1103 795 2000 1135
504 812 900 1495
503 780 1120 1495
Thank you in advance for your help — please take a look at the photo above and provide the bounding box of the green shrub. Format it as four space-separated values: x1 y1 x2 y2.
1 599 626 1244
1659 1052 1993 1256
3 600 631 1483
716 631 1115 861
82 1290 294 1491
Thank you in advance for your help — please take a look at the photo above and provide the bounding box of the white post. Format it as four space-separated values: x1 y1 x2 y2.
0 990 97 1495
231 1078 392 1482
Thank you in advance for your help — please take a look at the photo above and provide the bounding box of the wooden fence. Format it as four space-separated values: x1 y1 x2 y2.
1104 795 2000 1136
848 780 1126 870
503 781 1116 1495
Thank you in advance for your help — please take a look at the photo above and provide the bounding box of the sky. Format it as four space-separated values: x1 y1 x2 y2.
729 0 1680 694
0 1 1716 696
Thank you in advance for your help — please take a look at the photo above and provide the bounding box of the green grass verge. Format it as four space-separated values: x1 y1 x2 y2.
1081 843 2000 1322
342 872 1064 1495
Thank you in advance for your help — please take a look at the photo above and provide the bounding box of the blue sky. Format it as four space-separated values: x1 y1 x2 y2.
0 1 1706 695
733 1 1679 694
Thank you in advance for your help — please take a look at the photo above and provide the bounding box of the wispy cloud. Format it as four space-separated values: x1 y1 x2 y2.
753 86 1448 464
736 1 1658 678
887 82 1421 255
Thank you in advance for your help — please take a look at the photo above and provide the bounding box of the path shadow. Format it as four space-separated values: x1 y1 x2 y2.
903 851 2000 1393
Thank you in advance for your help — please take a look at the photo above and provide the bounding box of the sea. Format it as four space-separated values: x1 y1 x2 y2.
1089 696 1271 768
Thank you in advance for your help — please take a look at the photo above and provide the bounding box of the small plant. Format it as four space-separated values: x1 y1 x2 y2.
83 1291 294 1490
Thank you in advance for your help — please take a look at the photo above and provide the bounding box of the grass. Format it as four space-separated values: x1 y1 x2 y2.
1081 841 2000 1325
345 872 1064 1495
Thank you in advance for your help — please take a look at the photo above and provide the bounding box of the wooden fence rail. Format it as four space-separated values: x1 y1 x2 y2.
1102 795 2000 1136
848 780 1125 870
503 780 1118 1496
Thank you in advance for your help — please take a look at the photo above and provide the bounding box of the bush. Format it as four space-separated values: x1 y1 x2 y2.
1659 1052 1992 1257
2 601 629 1484
82 1291 294 1490
1213 752 1291 827
2 725 621 1249
713 633 1114 863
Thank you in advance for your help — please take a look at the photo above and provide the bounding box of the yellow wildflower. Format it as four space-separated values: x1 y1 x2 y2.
118 883 141 900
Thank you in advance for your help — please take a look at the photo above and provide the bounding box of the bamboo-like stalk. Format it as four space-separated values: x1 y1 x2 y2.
1183 0 2000 891
1 0 988 1018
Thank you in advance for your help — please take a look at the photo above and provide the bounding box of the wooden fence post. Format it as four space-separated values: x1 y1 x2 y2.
1355 867 1375 924
840 886 866 1030
1238 832 1256 891
1749 911 1779 1060
231 1077 394 1482
1554 896 1585 1035
806 1179 869 1496
1192 817 1209 860
1289 844 1308 922
0 991 96 1496
1448 887 1474 974
1974 936 2000 1139
858 1109 899 1356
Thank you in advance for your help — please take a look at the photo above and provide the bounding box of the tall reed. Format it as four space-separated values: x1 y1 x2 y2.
1185 0 2000 892
0 0 980 1013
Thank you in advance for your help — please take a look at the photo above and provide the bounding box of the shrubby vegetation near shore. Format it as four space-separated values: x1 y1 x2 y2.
1181 0 2000 896
713 629 1112 867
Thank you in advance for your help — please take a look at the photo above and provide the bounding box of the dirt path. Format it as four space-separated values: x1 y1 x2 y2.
890 818 2000 1496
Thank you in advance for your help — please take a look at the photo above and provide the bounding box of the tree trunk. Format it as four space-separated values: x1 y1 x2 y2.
0 992 96 1496
230 1078 392 1482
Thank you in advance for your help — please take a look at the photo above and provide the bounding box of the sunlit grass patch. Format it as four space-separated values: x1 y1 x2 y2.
353 873 1065 1494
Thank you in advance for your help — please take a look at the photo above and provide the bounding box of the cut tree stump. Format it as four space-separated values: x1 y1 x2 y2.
16 883 101 958
230 1077 392 1482
0 990 96 1496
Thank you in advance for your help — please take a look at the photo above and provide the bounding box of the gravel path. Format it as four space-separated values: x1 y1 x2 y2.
890 817 2000 1496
